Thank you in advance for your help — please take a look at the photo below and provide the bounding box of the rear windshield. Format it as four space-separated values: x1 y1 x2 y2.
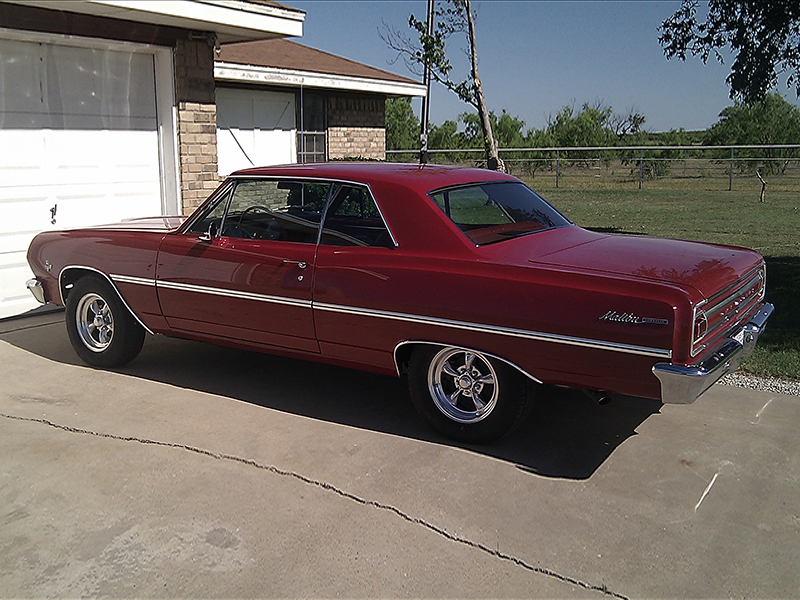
429 181 571 245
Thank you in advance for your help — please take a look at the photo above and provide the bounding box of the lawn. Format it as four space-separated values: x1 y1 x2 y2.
522 180 800 381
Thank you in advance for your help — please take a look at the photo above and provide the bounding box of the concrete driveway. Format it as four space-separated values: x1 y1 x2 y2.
1 311 798 598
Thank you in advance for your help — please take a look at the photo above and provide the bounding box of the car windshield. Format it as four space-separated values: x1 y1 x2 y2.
429 181 572 245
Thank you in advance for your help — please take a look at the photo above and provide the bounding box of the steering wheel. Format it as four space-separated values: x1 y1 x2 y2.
237 206 270 239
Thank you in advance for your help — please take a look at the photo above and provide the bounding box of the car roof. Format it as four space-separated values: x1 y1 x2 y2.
229 162 517 194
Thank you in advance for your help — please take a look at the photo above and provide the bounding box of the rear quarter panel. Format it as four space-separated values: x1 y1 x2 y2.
313 245 689 400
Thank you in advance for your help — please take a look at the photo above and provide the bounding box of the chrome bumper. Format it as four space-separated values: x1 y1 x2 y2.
653 302 774 404
26 278 46 304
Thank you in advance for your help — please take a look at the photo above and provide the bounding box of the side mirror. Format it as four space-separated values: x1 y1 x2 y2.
198 221 218 242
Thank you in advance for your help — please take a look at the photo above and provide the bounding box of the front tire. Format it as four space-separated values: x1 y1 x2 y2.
65 276 145 367
408 346 534 443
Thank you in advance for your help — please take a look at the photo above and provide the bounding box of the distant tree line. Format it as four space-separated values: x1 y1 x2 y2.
386 92 800 177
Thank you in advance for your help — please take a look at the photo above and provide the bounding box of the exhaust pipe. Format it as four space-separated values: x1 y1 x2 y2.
584 390 613 405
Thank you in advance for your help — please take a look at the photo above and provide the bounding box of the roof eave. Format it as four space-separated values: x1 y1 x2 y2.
215 62 427 97
7 0 305 42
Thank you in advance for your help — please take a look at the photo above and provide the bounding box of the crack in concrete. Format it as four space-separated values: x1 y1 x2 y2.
1 412 628 599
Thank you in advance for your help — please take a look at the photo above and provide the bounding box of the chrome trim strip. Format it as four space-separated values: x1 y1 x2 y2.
393 340 545 383
362 182 398 248
156 280 312 309
58 266 155 336
703 269 764 318
100 273 673 359
316 302 672 359
110 274 156 287
701 264 766 308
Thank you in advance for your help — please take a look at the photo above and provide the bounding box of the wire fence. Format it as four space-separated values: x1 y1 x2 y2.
386 145 800 192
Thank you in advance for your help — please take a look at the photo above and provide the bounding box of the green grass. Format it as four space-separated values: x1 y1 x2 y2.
523 182 800 381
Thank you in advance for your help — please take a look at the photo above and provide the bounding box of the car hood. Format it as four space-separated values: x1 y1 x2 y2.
497 226 763 300
85 216 188 232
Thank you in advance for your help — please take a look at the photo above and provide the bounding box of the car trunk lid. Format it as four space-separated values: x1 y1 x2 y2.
492 226 764 300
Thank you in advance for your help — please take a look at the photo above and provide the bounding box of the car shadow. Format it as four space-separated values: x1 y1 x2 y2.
0 312 662 480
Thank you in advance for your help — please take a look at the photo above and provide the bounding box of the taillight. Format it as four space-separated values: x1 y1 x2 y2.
694 312 708 341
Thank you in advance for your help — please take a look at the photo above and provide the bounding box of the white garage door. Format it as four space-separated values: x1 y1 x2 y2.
0 38 164 319
216 87 297 176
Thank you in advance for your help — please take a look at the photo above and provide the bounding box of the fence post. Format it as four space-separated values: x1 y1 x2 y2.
556 150 560 188
639 148 644 189
729 148 734 191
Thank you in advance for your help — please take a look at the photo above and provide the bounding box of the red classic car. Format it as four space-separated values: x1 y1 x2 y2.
26 163 773 442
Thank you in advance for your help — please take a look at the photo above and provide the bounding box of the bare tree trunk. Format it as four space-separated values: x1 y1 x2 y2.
464 0 505 172
756 170 767 202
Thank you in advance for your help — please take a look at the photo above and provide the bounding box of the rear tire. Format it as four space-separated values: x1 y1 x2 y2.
408 345 534 443
65 276 145 367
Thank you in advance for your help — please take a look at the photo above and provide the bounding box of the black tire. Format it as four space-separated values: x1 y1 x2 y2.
408 345 534 443
65 275 145 368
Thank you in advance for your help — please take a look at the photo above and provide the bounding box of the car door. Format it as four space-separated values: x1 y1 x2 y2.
312 183 406 367
156 179 330 352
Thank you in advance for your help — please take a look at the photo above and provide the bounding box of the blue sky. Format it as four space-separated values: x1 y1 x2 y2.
288 1 800 134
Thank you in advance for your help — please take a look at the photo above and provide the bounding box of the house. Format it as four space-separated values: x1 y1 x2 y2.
0 1 425 318
214 38 426 189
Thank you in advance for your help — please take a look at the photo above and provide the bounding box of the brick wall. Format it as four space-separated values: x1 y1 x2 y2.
326 95 386 160
174 38 218 214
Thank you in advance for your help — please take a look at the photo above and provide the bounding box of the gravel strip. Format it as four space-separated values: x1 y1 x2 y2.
719 373 800 396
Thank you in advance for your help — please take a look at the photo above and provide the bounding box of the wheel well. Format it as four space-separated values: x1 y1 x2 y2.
394 342 417 377
393 341 543 384
59 267 102 304
58 266 154 335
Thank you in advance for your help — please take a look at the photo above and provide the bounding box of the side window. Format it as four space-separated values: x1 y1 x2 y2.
431 187 509 227
221 180 330 243
320 184 394 248
185 185 233 235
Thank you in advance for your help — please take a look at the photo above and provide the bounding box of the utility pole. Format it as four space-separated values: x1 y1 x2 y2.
419 0 433 165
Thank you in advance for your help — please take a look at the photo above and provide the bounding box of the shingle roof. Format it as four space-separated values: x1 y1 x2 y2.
241 0 304 13
217 38 419 86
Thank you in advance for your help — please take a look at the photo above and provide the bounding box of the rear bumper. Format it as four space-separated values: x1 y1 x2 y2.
653 302 774 404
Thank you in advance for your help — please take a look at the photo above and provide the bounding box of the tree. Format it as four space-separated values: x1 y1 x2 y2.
383 0 505 170
659 0 800 105
705 92 800 173
460 110 526 148
428 119 464 149
609 109 646 141
545 103 617 148
385 97 420 151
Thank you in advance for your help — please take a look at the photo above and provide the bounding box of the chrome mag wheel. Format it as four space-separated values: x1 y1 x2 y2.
65 275 145 368
428 347 499 424
75 292 115 352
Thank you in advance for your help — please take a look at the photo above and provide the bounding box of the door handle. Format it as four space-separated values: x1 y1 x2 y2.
282 259 308 269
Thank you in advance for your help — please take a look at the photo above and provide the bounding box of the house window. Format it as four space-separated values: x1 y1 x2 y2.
297 92 326 163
